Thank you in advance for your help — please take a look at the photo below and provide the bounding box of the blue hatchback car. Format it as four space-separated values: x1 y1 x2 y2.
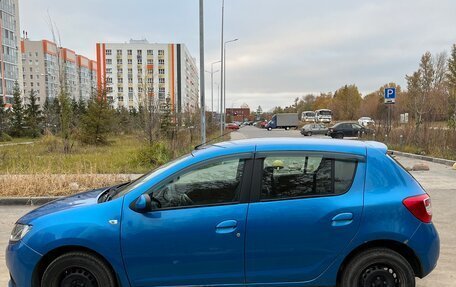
6 138 439 287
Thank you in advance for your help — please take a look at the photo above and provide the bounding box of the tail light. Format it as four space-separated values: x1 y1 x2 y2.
403 194 432 223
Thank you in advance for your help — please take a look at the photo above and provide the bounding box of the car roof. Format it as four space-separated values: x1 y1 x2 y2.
194 138 386 158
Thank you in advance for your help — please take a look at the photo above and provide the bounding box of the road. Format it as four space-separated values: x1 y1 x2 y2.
1 126 455 286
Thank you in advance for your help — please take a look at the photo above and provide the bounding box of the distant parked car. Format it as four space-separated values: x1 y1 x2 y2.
327 122 372 139
301 123 328 136
226 123 240 130
358 117 375 126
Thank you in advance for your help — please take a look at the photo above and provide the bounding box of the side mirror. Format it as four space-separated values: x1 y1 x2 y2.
132 194 153 213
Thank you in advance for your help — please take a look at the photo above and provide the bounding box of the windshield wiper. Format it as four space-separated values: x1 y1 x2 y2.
101 181 131 202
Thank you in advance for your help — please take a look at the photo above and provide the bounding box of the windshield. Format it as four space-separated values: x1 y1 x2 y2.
304 112 315 117
112 153 193 199
318 110 332 116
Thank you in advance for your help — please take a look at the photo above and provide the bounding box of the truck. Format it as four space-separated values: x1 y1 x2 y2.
266 113 299 131
315 109 333 123
301 111 316 122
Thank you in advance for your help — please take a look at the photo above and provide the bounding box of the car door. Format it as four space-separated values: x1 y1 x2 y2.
121 155 253 287
352 123 362 137
245 152 365 284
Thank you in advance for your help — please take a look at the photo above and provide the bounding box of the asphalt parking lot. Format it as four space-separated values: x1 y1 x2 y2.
0 126 455 286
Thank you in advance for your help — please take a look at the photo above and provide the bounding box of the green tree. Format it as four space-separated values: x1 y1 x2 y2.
80 89 114 145
59 88 73 153
42 97 60 134
0 97 12 140
24 89 42 138
448 44 456 128
10 82 24 137
331 85 362 120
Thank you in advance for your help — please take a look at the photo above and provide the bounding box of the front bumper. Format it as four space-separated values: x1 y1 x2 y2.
5 240 42 287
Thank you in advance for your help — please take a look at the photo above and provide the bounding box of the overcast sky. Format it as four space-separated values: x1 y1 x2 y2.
20 0 456 111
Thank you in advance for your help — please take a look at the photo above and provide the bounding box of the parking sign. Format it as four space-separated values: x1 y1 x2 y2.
384 88 396 104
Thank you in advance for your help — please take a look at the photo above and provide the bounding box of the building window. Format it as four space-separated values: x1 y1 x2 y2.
117 49 122 56
159 69 165 75
138 78 143 84
137 58 142 65
29 67 33 72
118 96 124 101
128 77 133 84
106 68 112 74
106 59 112 65
147 59 153 65
127 50 132 56
106 49 112 55
106 77 112 84
147 78 153 84
158 59 165 65
118 87 124 92
138 87 143 93
128 68 133 75
118 78 123 83
137 68 142 74
159 78 165 83
118 68 123 74
30 75 33 79
128 59 132 65
107 87 113 93
147 50 153 55
137 50 142 56
158 50 164 56
117 59 122 65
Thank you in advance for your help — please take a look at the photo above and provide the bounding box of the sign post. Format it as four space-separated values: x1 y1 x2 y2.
384 88 396 134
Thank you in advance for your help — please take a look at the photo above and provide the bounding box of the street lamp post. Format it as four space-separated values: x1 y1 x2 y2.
205 60 221 114
222 38 238 127
219 0 225 136
199 0 206 144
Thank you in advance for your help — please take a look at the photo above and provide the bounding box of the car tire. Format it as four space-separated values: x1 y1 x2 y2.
339 248 415 287
267 127 272 131
336 133 344 139
285 127 290 130
307 132 312 136
41 252 116 287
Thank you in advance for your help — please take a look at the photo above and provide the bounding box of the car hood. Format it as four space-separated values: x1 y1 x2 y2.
18 187 107 224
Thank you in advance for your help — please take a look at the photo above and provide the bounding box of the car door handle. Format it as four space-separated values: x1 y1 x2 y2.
331 213 353 227
215 220 238 234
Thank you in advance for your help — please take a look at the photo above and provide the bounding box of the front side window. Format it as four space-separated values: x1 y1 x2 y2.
151 157 246 209
261 155 357 200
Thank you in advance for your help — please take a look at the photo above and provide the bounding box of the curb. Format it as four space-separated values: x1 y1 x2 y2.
391 150 456 167
0 196 62 206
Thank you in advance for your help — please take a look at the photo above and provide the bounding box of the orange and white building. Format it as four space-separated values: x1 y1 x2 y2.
21 38 97 106
1 0 22 107
96 39 199 112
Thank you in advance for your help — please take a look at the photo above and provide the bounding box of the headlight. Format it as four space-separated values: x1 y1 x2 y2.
10 224 32 242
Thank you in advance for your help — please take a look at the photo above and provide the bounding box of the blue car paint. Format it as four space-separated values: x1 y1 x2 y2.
5 138 439 287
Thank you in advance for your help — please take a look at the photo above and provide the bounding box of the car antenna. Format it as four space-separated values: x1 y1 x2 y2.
194 131 233 150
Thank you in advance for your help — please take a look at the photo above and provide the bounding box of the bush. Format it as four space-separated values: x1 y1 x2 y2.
41 133 62 153
0 132 12 142
134 142 171 168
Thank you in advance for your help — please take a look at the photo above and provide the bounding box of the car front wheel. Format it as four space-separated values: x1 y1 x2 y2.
41 252 116 287
339 248 415 287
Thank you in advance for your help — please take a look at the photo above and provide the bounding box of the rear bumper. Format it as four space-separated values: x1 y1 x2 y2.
5 240 42 287
408 222 440 277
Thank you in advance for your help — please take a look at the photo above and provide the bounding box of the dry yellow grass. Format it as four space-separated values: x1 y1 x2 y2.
0 173 141 197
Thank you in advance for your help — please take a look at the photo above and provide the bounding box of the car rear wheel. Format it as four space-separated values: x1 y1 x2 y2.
335 133 344 139
41 252 116 287
285 127 290 130
339 248 415 287
267 127 272 131
307 132 312 136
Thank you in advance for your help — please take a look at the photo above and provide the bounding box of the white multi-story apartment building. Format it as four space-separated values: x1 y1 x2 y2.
1 0 22 107
96 39 199 112
21 38 97 106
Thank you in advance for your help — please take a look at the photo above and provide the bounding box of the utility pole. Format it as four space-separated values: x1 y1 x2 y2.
199 0 206 143
223 38 238 127
219 0 225 136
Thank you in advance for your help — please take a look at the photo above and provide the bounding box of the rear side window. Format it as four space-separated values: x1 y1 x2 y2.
260 155 357 200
